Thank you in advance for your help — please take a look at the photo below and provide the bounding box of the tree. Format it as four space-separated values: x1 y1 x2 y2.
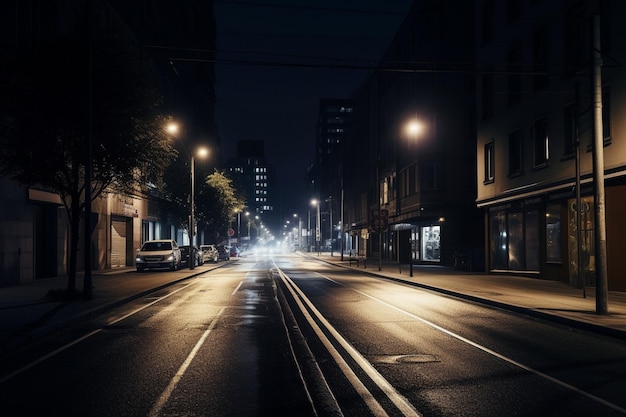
197 170 245 242
0 37 177 296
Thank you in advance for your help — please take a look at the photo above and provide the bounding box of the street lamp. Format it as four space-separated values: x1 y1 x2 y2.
402 117 427 277
311 199 320 256
190 147 208 270
234 208 245 249
293 213 301 251
405 119 424 138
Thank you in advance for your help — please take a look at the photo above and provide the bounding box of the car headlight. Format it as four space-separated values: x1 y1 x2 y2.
166 254 174 261
136 255 143 262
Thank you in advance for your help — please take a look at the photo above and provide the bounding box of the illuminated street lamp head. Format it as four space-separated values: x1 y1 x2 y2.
405 119 424 138
166 122 179 136
311 199 318 206
196 147 209 158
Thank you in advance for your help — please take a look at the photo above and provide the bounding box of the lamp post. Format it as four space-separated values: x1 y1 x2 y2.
311 199 321 256
236 209 241 249
403 117 426 277
245 212 251 242
307 208 311 252
311 199 320 256
293 213 301 251
190 147 208 269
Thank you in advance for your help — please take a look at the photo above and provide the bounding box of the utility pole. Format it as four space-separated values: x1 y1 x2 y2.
592 14 608 314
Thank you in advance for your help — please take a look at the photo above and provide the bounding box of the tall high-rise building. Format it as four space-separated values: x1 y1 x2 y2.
309 100 354 249
227 140 276 240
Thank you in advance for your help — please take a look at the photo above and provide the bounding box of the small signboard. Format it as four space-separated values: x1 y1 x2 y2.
370 209 389 232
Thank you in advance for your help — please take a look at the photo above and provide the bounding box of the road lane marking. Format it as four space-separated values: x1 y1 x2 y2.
148 306 226 417
231 280 243 295
323 274 626 415
0 280 199 385
275 266 422 417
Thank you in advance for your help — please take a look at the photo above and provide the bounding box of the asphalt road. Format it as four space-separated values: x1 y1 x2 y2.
273 254 626 417
0 256 313 417
1 253 625 417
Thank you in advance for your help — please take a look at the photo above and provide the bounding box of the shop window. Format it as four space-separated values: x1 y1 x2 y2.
525 210 540 270
421 225 440 262
546 204 562 263
508 212 524 269
490 211 508 270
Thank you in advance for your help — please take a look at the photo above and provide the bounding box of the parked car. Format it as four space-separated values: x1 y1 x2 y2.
200 244 219 263
135 239 182 272
216 245 230 261
180 245 203 267
229 246 240 257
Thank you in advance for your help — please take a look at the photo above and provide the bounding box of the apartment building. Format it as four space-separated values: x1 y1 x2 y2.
476 0 626 290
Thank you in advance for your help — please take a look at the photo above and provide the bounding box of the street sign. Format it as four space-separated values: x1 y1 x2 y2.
227 228 235 237
370 209 389 232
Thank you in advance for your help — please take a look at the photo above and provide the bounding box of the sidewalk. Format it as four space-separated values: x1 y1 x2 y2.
1 254 626 358
309 252 626 339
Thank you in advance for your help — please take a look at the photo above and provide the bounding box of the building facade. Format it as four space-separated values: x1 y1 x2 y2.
341 0 484 269
312 99 354 251
476 0 626 291
227 140 276 245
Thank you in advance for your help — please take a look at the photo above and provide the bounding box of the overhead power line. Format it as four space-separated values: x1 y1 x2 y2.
214 0 407 16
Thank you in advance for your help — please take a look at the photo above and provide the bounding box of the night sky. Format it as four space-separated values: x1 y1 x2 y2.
213 0 413 220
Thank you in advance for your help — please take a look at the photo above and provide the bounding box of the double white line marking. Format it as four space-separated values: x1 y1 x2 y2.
276 267 422 417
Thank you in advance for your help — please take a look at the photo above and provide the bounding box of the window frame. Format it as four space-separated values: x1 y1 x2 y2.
484 140 495 184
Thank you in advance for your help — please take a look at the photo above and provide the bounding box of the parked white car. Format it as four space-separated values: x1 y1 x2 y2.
200 244 219 263
135 239 182 272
